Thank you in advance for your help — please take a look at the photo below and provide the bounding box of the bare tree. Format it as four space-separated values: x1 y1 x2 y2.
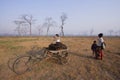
14 20 25 36
60 13 67 36
21 15 36 36
37 25 43 36
118 29 120 36
90 28 94 36
43 17 56 36
108 30 114 36
20 26 28 36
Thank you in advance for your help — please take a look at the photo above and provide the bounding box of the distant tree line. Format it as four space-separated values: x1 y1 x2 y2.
14 13 67 36
108 29 120 36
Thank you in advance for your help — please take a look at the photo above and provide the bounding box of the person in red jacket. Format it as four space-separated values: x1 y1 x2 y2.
97 33 106 60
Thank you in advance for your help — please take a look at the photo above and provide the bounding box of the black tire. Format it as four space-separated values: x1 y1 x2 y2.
13 55 31 75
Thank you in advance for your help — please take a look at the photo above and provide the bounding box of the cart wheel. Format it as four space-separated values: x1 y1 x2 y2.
52 56 68 65
13 56 31 75
60 57 68 65
61 51 68 58
50 56 61 64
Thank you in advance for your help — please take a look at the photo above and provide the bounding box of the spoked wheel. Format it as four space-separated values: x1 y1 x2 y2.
59 57 68 65
13 55 31 75
61 51 68 58
8 57 16 70
50 56 62 64
51 55 68 65
60 51 68 64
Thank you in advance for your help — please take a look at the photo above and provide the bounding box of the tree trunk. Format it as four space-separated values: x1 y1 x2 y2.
30 23 32 36
61 26 64 36
47 26 50 36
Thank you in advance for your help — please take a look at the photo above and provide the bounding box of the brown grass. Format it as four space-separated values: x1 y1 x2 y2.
0 36 120 80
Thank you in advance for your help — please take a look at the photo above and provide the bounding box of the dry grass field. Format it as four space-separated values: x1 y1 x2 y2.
0 36 120 80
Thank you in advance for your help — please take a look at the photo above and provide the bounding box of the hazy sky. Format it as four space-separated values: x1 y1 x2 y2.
0 0 120 35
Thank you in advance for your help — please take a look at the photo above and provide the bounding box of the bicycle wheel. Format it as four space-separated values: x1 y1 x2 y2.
13 55 31 74
8 57 16 70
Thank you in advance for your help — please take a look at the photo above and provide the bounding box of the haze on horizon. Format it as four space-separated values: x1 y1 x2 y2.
0 0 120 36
